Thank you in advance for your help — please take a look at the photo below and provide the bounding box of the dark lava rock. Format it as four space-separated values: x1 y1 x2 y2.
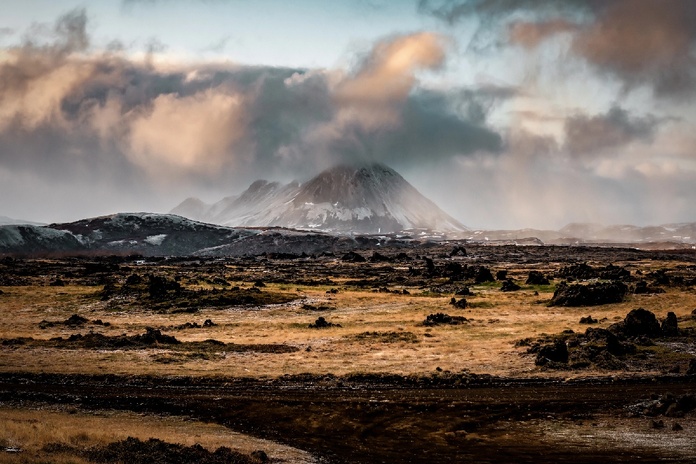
443 262 465 279
558 263 597 280
138 327 180 345
579 315 597 324
609 308 662 338
369 252 392 262
49 278 66 287
341 251 366 263
672 422 683 431
253 280 266 288
450 246 467 257
86 437 258 464
148 275 182 299
526 271 550 285
687 358 696 375
424 257 436 274
455 287 472 296
0 289 4 295
661 312 679 336
500 280 521 292
211 277 230 287
651 420 665 429
423 313 468 326
634 281 665 294
495 270 508 281
203 319 216 327
125 274 143 286
598 264 631 281
251 450 269 462
64 314 89 326
472 266 495 283
309 317 341 329
549 281 628 307
631 393 696 418
449 298 467 309
535 340 568 365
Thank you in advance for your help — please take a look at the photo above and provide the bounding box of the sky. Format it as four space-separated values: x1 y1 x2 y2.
1 0 695 229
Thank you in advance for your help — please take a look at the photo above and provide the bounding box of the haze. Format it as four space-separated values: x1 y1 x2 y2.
1 0 695 230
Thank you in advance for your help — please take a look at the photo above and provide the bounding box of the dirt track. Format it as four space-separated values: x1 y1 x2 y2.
2 373 694 463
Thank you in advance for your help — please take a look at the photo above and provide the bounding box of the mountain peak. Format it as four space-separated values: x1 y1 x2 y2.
171 163 466 234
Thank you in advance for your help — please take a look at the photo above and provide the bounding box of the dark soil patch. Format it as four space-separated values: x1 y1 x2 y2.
84 437 262 464
351 331 419 343
1 328 298 354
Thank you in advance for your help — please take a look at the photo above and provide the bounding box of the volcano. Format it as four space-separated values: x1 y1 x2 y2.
172 164 466 234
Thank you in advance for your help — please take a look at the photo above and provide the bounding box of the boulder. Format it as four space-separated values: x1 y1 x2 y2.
501 280 521 292
609 308 661 338
661 312 679 336
526 271 550 285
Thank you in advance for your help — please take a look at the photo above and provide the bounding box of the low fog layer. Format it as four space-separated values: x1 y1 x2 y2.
1 2 695 229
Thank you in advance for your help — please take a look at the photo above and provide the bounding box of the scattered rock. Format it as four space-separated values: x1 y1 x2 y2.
535 340 568 366
423 313 468 326
651 420 665 429
661 312 679 336
495 270 508 281
64 314 89 326
309 317 341 329
672 422 683 431
450 246 467 257
549 281 627 306
609 308 662 338
253 280 266 288
148 275 182 299
455 287 472 296
85 437 259 464
500 280 521 292
341 251 366 263
687 358 696 375
203 319 216 327
473 266 495 283
125 274 142 286
369 252 392 262
251 450 269 462
49 278 66 287
558 263 597 280
449 298 467 309
526 271 550 285
579 316 597 324
634 281 665 294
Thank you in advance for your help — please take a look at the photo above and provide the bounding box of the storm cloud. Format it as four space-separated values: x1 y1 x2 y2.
420 0 696 98
0 10 501 211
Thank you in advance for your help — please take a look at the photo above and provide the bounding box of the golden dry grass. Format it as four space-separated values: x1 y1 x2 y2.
2 258 695 380
0 406 313 463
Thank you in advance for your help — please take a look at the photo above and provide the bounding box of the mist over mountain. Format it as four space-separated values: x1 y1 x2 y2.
172 163 466 234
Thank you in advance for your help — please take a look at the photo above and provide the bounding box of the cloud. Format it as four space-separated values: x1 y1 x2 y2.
127 88 246 175
564 107 661 156
420 0 696 98
0 11 503 221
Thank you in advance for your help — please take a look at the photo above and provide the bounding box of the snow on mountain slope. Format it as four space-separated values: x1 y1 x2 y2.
0 213 258 256
171 164 467 234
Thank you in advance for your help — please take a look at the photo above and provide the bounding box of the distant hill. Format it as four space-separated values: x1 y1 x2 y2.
172 163 466 234
0 216 44 226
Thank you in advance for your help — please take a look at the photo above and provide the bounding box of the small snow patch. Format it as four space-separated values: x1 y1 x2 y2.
144 234 167 246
